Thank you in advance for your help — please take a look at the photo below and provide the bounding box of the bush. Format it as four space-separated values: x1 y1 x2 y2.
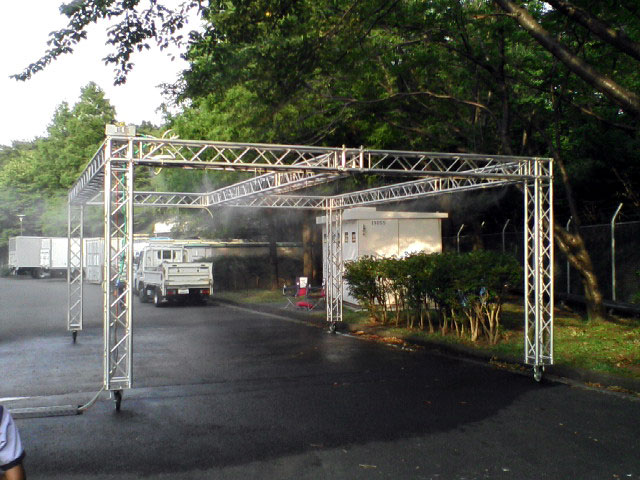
0 266 14 277
343 251 523 344
344 256 384 320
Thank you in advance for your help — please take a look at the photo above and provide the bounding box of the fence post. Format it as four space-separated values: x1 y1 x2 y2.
457 224 465 253
502 219 510 253
566 217 572 295
611 203 623 302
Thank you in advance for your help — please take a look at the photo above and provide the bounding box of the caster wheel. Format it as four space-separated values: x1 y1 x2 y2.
533 365 544 382
114 390 122 411
329 323 336 334
72 331 78 344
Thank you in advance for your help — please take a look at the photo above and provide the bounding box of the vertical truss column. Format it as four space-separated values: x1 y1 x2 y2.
325 199 343 328
67 202 84 341
524 158 554 378
103 138 135 394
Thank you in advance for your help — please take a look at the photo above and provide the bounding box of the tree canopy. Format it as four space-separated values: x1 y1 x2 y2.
0 83 117 246
6 0 640 316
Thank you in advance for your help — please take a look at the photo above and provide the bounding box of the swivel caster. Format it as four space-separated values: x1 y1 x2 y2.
329 322 337 334
113 390 123 411
72 331 78 344
533 365 544 382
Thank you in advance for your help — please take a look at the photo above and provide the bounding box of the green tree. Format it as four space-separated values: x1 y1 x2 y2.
18 1 640 318
0 83 117 237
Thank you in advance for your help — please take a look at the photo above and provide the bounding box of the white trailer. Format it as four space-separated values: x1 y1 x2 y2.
85 237 155 284
40 237 68 275
8 236 68 278
317 208 448 305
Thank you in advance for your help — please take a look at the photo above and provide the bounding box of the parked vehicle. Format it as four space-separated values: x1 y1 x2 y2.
134 244 213 306
8 236 68 278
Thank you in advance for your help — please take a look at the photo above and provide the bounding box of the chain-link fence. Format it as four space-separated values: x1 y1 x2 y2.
444 220 640 305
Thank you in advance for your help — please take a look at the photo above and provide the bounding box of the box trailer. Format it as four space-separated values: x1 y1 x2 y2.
317 208 448 305
8 236 68 278
40 237 68 274
85 237 153 284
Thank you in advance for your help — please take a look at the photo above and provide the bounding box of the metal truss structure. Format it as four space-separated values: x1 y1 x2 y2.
67 204 83 343
524 159 554 380
68 128 553 405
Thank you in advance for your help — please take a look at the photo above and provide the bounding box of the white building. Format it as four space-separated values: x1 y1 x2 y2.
317 207 448 304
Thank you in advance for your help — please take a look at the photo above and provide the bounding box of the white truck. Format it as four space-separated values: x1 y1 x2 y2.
134 244 213 307
8 236 68 278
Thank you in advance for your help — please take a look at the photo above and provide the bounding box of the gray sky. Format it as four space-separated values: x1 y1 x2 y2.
0 1 194 146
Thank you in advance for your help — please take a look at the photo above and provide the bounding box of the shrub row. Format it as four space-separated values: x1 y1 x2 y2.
343 251 522 344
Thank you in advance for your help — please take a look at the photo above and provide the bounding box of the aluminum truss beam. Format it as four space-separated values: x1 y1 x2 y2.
325 201 343 329
87 171 517 211
222 167 521 210
67 203 83 343
206 171 345 207
67 130 554 405
524 158 554 380
103 140 134 397
69 137 538 204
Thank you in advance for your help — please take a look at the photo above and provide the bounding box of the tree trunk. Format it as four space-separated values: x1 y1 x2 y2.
546 0 640 62
554 224 606 321
543 101 608 321
494 0 640 116
302 211 314 281
266 210 279 289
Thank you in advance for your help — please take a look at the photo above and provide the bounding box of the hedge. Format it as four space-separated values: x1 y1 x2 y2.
343 251 522 344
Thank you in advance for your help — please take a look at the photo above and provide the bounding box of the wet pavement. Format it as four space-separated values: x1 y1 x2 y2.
0 277 638 479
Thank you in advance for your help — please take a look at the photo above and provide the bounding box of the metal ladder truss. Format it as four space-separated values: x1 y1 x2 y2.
67 132 553 404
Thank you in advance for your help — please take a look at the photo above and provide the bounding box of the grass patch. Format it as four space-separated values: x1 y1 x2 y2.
215 289 284 304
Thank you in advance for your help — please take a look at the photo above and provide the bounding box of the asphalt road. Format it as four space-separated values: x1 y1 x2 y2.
0 276 638 479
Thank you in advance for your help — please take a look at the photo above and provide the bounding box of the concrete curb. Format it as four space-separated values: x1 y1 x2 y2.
216 297 640 395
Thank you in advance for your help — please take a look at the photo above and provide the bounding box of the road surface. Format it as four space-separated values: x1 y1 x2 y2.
0 277 638 479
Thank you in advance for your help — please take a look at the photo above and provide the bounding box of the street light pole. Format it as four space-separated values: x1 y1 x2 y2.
17 215 25 236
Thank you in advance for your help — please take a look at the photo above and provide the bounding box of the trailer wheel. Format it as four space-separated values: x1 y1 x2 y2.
31 268 46 279
153 288 164 307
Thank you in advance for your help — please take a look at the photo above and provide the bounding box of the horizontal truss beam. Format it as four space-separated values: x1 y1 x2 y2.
70 136 549 204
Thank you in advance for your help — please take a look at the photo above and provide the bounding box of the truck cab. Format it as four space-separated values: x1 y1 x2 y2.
134 245 186 292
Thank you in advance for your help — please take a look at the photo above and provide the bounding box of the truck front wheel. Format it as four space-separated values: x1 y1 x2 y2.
139 284 148 303
153 288 164 307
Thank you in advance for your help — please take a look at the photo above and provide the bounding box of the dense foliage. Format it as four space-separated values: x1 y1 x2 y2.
4 1 640 317
344 251 523 344
0 83 118 247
